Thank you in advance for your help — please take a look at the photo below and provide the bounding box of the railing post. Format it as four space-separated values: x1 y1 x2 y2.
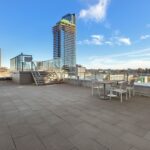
22 62 23 72
77 75 80 86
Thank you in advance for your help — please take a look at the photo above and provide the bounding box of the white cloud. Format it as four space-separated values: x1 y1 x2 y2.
117 37 132 45
91 35 104 45
84 48 150 69
105 41 113 45
88 48 150 60
109 36 132 46
78 35 132 46
79 0 111 22
78 34 104 45
85 58 150 69
140 34 150 40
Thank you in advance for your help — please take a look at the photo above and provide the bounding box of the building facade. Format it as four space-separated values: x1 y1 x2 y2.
10 53 33 71
0 48 1 68
53 14 76 72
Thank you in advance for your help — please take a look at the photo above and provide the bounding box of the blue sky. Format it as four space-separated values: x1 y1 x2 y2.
0 0 150 69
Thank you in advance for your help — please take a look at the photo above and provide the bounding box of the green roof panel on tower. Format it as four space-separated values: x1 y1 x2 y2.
58 19 75 26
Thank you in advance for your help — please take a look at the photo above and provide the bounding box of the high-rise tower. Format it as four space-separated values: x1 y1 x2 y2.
0 48 1 68
53 14 76 71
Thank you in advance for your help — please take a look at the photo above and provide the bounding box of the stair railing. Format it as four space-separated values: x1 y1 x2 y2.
31 62 41 76
31 62 41 85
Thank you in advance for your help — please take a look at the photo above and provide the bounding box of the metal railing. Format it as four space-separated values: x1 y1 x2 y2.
33 58 61 71
69 71 150 84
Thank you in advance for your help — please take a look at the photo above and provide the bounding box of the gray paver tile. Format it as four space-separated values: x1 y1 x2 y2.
54 121 79 138
9 123 33 138
144 131 150 141
69 133 108 150
129 147 139 150
26 115 45 125
96 129 132 150
62 115 83 126
1 82 150 150
14 135 45 150
31 122 57 138
45 114 64 126
75 122 100 139
117 121 147 137
43 132 74 150
121 132 150 150
4 110 25 125
0 124 10 136
0 134 16 150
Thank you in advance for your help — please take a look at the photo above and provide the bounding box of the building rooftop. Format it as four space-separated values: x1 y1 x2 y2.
56 19 76 27
0 81 150 150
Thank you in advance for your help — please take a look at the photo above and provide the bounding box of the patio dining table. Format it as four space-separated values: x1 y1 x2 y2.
98 81 115 100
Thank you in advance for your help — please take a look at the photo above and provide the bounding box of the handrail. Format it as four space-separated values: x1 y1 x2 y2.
31 61 40 77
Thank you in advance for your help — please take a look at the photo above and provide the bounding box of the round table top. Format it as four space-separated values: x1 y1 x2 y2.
98 81 114 84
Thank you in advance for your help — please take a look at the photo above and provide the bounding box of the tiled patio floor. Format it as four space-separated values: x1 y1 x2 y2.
0 81 150 150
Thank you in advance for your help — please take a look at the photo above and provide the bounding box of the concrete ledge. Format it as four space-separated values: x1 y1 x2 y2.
12 71 34 85
64 78 92 88
65 78 150 97
135 85 150 97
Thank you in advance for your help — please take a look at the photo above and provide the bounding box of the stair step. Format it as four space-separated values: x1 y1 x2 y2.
31 70 61 86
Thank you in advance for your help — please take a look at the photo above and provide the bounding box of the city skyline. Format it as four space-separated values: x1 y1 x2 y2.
0 0 150 69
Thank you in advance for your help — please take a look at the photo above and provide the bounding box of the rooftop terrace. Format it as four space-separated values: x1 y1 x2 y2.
0 81 150 150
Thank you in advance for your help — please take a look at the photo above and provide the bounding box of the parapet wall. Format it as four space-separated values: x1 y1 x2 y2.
65 78 150 97
11 71 34 85
64 78 92 88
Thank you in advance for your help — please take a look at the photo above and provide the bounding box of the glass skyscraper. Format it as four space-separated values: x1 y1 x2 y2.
0 48 1 68
53 14 76 72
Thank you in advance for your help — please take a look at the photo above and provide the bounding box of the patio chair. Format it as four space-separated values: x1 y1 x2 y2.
111 81 119 89
91 79 102 97
112 81 128 103
107 86 118 100
126 79 135 98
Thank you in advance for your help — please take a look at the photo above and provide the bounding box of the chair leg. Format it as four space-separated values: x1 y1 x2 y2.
126 92 128 100
120 93 123 103
129 89 131 99
109 92 111 100
133 89 135 96
97 88 100 97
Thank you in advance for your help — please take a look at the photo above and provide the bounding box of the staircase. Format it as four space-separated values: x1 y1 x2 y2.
31 71 44 86
31 62 64 86
31 71 64 86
